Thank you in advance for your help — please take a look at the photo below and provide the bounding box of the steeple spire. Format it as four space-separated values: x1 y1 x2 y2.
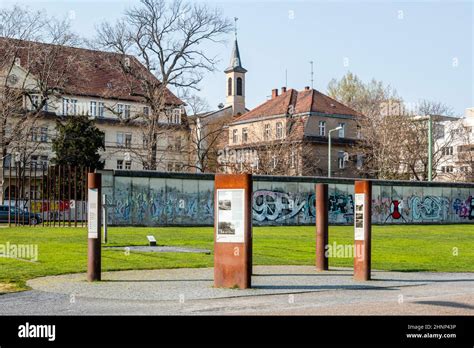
224 19 247 116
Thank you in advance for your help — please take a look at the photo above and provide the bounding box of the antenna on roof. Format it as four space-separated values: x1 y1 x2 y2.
234 17 238 39
309 61 314 89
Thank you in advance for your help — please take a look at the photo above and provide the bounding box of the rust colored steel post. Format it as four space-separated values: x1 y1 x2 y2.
214 174 252 289
354 180 372 281
87 172 102 282
316 183 329 271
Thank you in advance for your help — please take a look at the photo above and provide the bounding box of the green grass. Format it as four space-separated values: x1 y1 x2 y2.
0 224 473 292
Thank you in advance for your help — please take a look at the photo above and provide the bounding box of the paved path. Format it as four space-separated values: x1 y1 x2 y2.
0 266 473 315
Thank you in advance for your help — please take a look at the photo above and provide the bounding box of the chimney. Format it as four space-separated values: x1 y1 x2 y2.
272 89 278 99
304 86 310 91
281 87 287 93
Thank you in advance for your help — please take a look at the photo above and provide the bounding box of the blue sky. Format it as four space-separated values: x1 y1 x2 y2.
4 0 473 115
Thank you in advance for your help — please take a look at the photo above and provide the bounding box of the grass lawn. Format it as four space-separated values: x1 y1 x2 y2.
0 224 473 292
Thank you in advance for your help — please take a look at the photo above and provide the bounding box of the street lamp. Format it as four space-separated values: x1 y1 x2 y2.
328 126 343 178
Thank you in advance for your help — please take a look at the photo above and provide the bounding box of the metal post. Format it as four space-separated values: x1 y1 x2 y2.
74 166 77 227
354 180 372 281
29 162 32 226
328 133 332 178
214 174 252 289
316 183 329 271
8 158 11 227
102 194 107 244
87 172 101 282
68 165 71 227
41 163 45 227
428 115 433 182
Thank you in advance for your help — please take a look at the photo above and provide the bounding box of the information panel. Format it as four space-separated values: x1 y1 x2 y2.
216 189 245 243
88 188 99 239
354 193 365 241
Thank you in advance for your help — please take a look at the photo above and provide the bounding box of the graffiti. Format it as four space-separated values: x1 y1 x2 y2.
252 190 315 223
103 172 474 226
384 200 407 222
113 185 213 225
411 196 450 221
252 190 353 224
452 196 474 219
329 193 353 223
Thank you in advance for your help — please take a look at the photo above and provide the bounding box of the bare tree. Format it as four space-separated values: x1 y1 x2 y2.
96 0 232 170
328 72 408 179
183 94 226 173
0 5 82 201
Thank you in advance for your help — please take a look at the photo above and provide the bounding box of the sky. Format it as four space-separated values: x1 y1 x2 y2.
2 0 473 116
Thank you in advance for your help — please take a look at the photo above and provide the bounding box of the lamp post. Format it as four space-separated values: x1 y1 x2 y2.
428 115 433 182
328 126 343 178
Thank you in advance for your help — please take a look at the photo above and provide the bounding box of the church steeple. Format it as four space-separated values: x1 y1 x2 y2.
225 39 247 74
225 18 247 116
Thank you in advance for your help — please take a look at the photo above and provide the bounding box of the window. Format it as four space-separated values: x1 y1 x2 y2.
40 156 48 169
116 160 123 169
174 136 182 151
125 133 132 148
242 128 248 143
338 151 345 169
31 155 38 168
117 104 123 116
98 102 105 117
167 162 174 172
117 104 124 117
264 124 271 141
124 105 131 118
30 95 39 110
62 98 69 115
276 122 283 139
319 121 326 136
173 109 181 124
3 154 11 168
356 125 361 139
290 150 296 168
356 154 363 170
442 146 453 156
232 129 238 143
70 99 77 114
338 123 345 138
236 77 243 96
116 132 124 146
143 106 149 116
90 101 97 117
40 127 48 142
227 77 232 96
125 161 131 170
31 127 38 142
272 155 277 169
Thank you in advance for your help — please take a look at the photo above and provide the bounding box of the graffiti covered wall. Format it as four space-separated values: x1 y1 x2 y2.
101 171 474 226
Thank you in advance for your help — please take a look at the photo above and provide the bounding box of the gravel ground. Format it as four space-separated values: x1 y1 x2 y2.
0 266 472 315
